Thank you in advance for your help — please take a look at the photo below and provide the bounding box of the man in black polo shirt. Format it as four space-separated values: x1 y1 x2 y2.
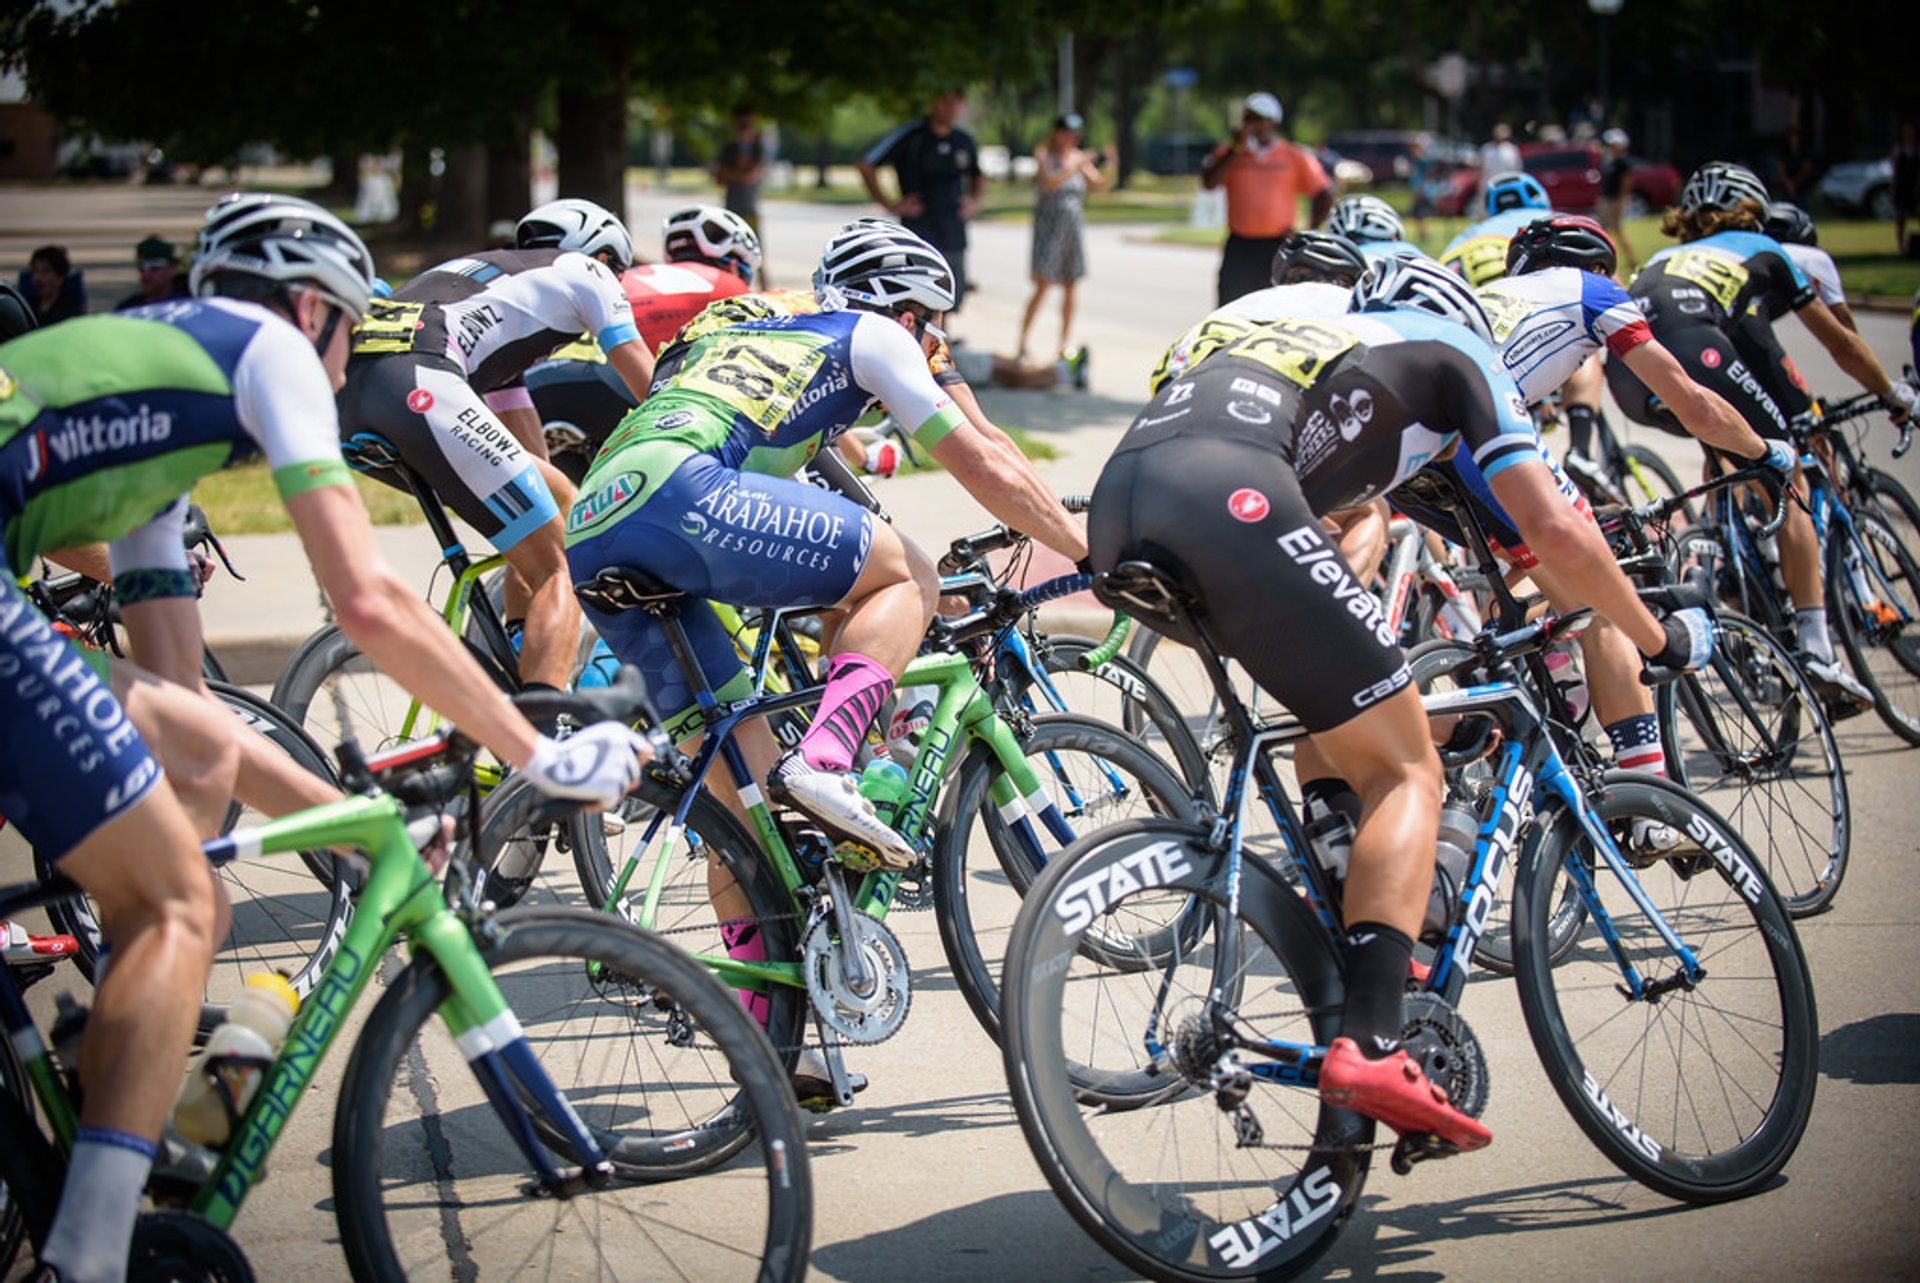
857 89 984 311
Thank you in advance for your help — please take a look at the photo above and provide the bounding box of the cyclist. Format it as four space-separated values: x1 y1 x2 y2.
1605 161 1917 706
1447 215 1790 784
1762 202 1856 332
1325 194 1428 263
335 196 652 698
0 193 649 1283
565 220 1088 870
1088 254 1711 1154
528 205 763 478
1439 170 1552 287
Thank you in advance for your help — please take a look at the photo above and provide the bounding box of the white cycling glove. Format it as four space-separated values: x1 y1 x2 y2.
1881 381 1919 425
1650 607 1716 672
1752 439 1798 478
523 723 648 807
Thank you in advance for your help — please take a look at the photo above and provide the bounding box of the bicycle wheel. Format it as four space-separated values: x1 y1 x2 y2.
1864 468 1920 566
44 685 353 1030
1827 509 1920 744
1002 819 1368 1281
1512 775 1818 1202
334 908 810 1282
1404 639 1584 975
271 622 517 756
1039 633 1212 797
0 1077 60 1276
1617 443 1695 523
1657 611 1849 916
933 713 1197 1043
568 769 810 1081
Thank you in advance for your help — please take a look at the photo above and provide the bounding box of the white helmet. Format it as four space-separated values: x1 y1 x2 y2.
189 193 375 322
812 220 956 313
515 198 635 271
662 205 762 283
1326 194 1405 245
1679 161 1769 216
1349 255 1495 347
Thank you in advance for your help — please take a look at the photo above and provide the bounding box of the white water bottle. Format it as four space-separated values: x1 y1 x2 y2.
1544 642 1590 724
172 972 299 1148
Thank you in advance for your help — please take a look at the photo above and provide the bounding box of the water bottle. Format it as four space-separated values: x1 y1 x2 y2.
1423 799 1481 941
1304 809 1354 886
574 636 619 690
857 758 910 825
885 686 936 765
1544 642 1590 725
172 972 299 1148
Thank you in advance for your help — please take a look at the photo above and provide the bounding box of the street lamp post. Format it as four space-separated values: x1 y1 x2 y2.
1589 0 1624 126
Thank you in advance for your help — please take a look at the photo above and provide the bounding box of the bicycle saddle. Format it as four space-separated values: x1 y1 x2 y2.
574 565 687 614
1094 560 1195 625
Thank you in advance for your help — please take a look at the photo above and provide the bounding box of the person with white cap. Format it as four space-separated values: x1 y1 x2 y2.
1199 91 1334 305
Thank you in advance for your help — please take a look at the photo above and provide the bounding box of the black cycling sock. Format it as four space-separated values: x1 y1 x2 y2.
1341 922 1414 1059
1565 403 1598 458
1300 777 1362 829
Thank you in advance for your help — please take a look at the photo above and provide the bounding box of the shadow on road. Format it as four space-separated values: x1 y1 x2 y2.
1820 1011 1920 1084
811 1188 1133 1281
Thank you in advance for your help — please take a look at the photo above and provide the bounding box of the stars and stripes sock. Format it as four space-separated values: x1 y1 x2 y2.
1605 713 1667 777
797 652 894 773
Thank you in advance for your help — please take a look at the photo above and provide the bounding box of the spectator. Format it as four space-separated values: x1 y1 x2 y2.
714 107 768 233
1596 128 1639 272
114 235 192 311
1771 126 1819 202
857 89 984 312
17 245 86 325
1478 122 1522 190
1406 134 1437 242
1016 112 1109 364
1893 120 1918 257
1197 91 1333 305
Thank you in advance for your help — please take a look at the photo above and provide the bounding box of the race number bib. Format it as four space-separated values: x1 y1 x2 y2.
675 330 831 434
1224 319 1359 389
1658 249 1749 315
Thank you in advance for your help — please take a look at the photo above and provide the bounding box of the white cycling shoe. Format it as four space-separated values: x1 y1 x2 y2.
766 752 917 871
1799 654 1873 718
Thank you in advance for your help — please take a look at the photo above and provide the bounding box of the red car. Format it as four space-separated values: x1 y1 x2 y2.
1518 143 1681 215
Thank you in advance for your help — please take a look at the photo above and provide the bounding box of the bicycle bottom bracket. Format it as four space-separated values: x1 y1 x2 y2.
1398 993 1488 1121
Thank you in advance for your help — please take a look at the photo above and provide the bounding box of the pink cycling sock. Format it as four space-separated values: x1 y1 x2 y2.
718 918 770 1027
797 652 895 773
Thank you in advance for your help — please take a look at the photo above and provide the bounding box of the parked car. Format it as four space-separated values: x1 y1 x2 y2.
1144 133 1216 177
1815 158 1894 220
1517 143 1680 215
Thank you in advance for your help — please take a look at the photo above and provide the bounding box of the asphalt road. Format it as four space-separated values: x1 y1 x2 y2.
1 178 1917 1280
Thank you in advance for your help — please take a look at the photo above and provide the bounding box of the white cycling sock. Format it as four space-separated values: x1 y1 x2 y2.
1795 608 1834 663
42 1127 155 1283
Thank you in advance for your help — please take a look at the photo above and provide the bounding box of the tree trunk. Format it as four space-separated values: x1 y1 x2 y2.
319 148 359 206
486 130 532 239
437 143 489 248
555 68 630 216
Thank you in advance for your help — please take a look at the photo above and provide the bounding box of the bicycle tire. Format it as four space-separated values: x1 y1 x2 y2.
270 622 517 758
1040 633 1212 798
1864 468 1920 565
1657 610 1849 916
44 684 353 1034
933 713 1198 1043
567 768 809 1083
1002 818 1369 1281
1618 443 1695 523
1826 508 1920 744
1512 774 1818 1202
1403 639 1584 975
333 907 811 1282
0 1074 60 1276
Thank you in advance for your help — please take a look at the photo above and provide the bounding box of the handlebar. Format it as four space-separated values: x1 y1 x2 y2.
1790 388 1914 460
1607 463 1788 542
926 572 1094 649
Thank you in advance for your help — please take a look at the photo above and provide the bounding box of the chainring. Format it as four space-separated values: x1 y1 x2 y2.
1399 991 1489 1120
129 1210 255 1282
800 910 911 1045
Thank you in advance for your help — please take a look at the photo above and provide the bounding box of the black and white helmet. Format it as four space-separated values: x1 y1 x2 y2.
1326 194 1405 245
1270 230 1368 287
1679 161 1769 216
1762 201 1818 247
662 205 762 282
189 193 375 322
813 220 956 313
1349 255 1495 347
516 198 635 272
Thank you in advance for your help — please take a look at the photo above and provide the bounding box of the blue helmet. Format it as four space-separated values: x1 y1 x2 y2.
1483 170 1549 216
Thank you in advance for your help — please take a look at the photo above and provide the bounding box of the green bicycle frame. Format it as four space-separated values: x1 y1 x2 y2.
388 549 507 744
605 647 1049 996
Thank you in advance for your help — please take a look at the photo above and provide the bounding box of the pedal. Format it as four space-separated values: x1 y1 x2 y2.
1389 1132 1460 1175
831 839 885 875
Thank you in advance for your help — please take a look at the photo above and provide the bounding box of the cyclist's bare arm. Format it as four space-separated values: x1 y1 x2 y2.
45 543 113 581
285 483 540 768
927 418 1088 563
1620 340 1768 458
1486 459 1665 656
606 336 655 401
1800 297 1899 405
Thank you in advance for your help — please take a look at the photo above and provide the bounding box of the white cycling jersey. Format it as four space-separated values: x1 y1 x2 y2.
1476 266 1653 404
1779 243 1846 309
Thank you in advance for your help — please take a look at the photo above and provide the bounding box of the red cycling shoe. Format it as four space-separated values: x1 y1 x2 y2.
1319 1037 1491 1152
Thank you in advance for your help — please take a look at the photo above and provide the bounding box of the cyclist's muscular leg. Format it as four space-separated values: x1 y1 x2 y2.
1777 465 1823 610
818 519 939 677
501 515 584 690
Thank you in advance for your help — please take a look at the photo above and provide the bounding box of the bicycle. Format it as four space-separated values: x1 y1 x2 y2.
560 560 1194 1112
0 677 811 1282
1596 467 1851 916
1534 391 1696 524
1670 397 1920 743
999 558 1818 1282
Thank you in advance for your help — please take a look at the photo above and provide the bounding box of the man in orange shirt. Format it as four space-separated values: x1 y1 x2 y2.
1199 92 1334 304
